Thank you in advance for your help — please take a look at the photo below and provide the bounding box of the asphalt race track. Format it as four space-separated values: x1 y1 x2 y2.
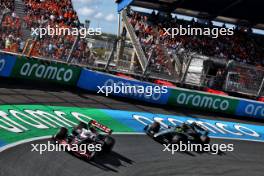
1 136 264 176
0 79 264 176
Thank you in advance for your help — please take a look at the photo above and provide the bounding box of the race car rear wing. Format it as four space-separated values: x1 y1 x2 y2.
89 120 113 134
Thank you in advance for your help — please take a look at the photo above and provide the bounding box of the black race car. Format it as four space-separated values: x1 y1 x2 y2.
53 120 115 160
144 122 210 145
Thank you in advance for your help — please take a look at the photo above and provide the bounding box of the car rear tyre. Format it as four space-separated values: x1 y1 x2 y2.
55 127 68 140
102 136 115 152
149 122 160 133
77 122 88 129
200 135 210 144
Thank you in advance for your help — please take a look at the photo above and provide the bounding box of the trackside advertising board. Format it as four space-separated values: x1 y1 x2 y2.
2 52 264 119
1 105 264 150
0 53 17 77
10 57 81 85
236 100 264 119
168 89 239 114
77 69 170 104
76 68 264 119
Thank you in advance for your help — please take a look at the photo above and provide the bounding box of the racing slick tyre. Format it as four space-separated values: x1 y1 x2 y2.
102 136 115 152
77 122 88 129
55 127 68 140
200 135 210 144
149 122 161 133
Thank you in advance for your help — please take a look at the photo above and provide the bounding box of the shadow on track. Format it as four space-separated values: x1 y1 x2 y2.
71 150 134 173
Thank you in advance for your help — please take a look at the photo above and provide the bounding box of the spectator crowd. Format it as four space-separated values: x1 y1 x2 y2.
1 2 264 72
0 0 23 53
127 9 264 69
0 0 14 12
0 0 91 65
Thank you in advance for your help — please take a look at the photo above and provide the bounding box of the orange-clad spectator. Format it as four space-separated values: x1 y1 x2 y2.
1 0 90 65
31 41 41 57
9 42 19 53
127 9 264 68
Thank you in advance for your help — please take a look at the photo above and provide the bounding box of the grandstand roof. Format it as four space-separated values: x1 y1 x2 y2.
116 0 264 27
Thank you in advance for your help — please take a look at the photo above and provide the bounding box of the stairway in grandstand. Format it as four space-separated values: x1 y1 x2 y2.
14 0 31 40
121 9 148 71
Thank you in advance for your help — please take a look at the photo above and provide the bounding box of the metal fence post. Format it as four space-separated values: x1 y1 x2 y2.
257 76 264 98
66 35 80 63
180 56 192 86
142 48 154 77
104 39 118 71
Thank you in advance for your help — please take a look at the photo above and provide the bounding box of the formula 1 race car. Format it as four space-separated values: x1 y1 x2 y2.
144 122 210 145
53 120 115 160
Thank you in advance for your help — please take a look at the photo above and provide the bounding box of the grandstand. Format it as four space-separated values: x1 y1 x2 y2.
113 0 264 98
0 0 90 64
0 0 264 99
